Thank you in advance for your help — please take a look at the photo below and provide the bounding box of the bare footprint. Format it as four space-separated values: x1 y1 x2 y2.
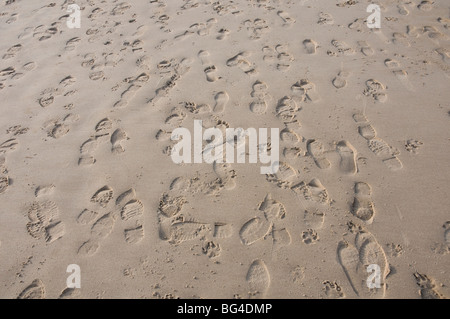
307 139 331 169
351 182 375 224
303 39 317 54
239 217 272 245
111 128 128 154
17 279 45 299
414 273 446 299
278 11 295 27
213 91 229 113
336 140 357 175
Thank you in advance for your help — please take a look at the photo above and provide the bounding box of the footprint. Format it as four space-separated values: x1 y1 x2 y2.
331 40 355 56
244 19 269 40
417 0 433 11
414 273 446 299
303 39 318 54
337 227 389 298
336 140 357 175
303 208 325 229
258 194 286 222
250 80 270 114
26 199 64 243
384 59 412 90
277 11 295 27
91 185 113 207
276 96 300 126
275 45 293 71
246 260 270 298
65 37 81 51
291 79 320 103
217 28 230 40
17 279 45 299
272 228 291 250
78 240 100 256
266 162 298 189
124 225 144 244
323 281 345 298
397 5 409 15
213 162 236 190
202 241 221 258
213 223 233 239
44 221 65 243
0 176 9 194
392 32 410 47
35 184 55 197
77 209 99 225
111 128 128 154
307 139 331 169
114 73 149 108
280 128 302 144
239 217 271 245
435 48 450 64
444 222 450 246
158 193 186 218
168 221 211 245
351 182 375 224
213 91 229 113
292 179 330 205
318 12 334 25
3 44 22 60
405 139 423 153
38 95 55 108
120 199 144 221
204 66 218 82
0 138 18 153
59 288 81 299
368 138 402 170
226 51 256 75
302 229 319 244
332 71 350 89
363 79 387 103
354 112 401 171
357 41 374 56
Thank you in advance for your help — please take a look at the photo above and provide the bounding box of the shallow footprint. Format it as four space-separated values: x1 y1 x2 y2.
247 260 270 298
213 91 229 113
307 139 331 169
303 39 317 54
336 140 357 175
111 128 128 154
17 279 45 299
332 71 350 89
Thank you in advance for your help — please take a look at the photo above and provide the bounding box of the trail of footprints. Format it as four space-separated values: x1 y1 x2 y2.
5 0 447 299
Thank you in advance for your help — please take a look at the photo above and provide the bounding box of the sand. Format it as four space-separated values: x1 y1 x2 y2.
0 0 449 299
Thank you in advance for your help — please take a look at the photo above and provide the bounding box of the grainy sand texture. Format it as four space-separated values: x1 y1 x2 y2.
0 0 449 299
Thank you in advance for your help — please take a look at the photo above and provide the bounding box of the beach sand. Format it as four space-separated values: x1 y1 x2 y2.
0 0 449 299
